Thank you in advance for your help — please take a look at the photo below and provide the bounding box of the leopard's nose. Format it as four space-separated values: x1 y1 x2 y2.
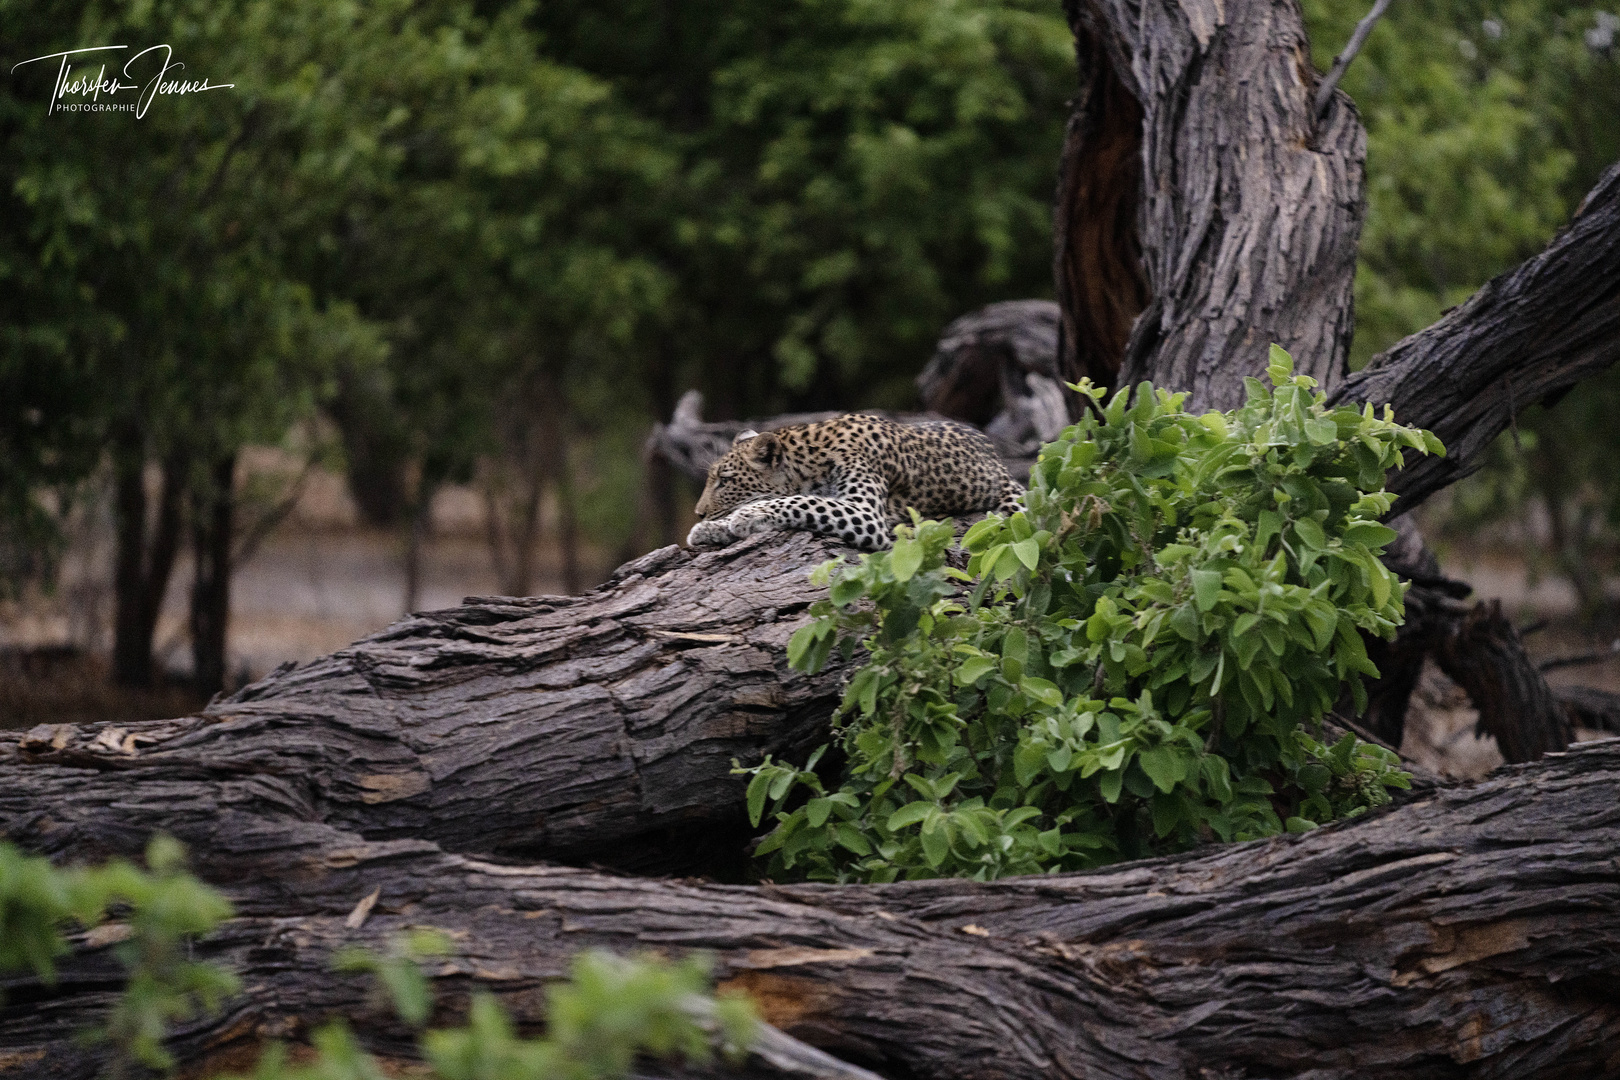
694 490 714 518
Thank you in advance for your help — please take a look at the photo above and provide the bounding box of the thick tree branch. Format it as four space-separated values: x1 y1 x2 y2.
6 533 853 874
1329 163 1620 510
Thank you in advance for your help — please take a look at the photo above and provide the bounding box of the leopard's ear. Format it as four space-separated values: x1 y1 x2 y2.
732 429 759 446
745 431 784 468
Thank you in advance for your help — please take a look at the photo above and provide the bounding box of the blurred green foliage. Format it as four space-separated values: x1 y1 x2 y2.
0 834 239 1070
1 837 756 1076
235 941 758 1080
1 0 1071 608
531 0 1072 410
1302 0 1620 614
1303 0 1618 368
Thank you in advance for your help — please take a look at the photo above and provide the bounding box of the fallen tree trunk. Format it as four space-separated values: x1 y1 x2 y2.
3 735 1618 1079
4 533 855 874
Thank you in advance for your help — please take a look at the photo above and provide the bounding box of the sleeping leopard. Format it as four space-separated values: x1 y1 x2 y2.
687 414 1024 551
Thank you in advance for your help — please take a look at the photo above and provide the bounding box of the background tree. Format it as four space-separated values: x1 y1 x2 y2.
1300 0 1620 617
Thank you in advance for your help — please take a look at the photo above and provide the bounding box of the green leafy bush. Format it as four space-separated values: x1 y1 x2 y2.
749 349 1439 882
240 944 759 1080
3 838 756 1078
0 835 238 1070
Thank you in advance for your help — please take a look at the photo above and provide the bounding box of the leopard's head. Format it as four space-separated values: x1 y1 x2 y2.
694 430 790 518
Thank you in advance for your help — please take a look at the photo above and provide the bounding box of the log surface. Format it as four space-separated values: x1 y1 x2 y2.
4 733 1618 1080
3 533 855 874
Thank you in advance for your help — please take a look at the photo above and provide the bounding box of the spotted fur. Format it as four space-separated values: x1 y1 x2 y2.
687 414 1024 551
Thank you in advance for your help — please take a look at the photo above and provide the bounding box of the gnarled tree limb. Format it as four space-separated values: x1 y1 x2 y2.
3 732 1618 1079
1329 162 1620 511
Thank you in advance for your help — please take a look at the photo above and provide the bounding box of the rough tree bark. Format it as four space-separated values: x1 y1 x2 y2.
4 725 1619 1079
1056 0 1365 407
8 533 851 875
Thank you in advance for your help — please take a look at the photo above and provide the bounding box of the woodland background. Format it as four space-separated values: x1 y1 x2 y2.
3 0 1620 760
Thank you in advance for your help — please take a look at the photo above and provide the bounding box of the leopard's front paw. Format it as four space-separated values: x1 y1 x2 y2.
687 518 737 548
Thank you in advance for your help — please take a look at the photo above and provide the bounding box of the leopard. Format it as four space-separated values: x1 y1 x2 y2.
687 413 1024 551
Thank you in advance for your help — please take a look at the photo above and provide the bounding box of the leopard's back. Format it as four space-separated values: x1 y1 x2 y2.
690 412 1023 550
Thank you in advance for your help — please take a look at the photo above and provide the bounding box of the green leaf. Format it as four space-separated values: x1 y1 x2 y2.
886 802 935 831
746 770 771 827
835 824 873 856
1293 517 1326 551
1341 521 1399 549
961 517 1001 549
1191 568 1223 611
1304 417 1338 445
1098 767 1125 804
891 538 924 582
955 656 998 687
806 798 834 828
920 821 950 867
830 576 866 606
1020 676 1063 707
1254 509 1283 555
1002 627 1028 666
786 624 819 670
1303 603 1338 651
1199 755 1233 802
1297 763 1331 795
1171 603 1201 642
1136 747 1186 794
1011 537 1040 571
1368 557 1391 609
1267 343 1294 384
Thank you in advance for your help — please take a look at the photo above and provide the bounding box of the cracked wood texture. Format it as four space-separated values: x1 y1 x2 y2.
1329 162 1620 512
3 734 1618 1079
2 533 855 875
1055 2 1620 507
1057 0 1365 408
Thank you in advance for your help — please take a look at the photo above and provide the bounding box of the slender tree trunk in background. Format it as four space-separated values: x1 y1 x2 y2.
188 453 236 698
540 396 581 595
112 446 149 685
111 438 185 688
481 461 544 597
328 378 410 529
480 365 572 597
402 485 432 615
